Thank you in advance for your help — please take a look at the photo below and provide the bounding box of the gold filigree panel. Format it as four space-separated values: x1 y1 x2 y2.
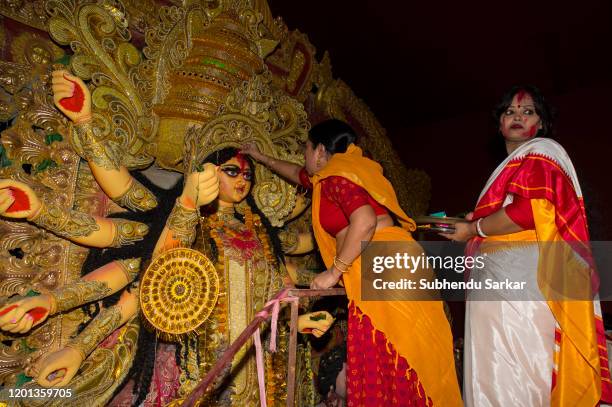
0 0 48 31
10 31 64 67
185 70 309 226
47 0 156 169
266 29 316 103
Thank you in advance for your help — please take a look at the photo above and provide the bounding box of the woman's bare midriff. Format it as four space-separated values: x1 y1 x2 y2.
335 213 394 252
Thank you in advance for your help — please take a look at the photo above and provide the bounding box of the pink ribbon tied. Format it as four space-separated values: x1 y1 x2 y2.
252 288 299 407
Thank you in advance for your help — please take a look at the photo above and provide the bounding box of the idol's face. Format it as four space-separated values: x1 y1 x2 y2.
217 156 252 205
499 91 542 141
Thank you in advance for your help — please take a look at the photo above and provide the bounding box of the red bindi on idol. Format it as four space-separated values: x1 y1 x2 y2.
235 153 248 171
58 75 85 113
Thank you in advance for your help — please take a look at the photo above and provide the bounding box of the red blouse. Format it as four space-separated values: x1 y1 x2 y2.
299 168 388 236
504 194 535 230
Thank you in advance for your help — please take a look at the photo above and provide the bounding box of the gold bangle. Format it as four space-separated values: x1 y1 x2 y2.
48 280 112 314
333 257 349 273
166 198 199 247
29 201 100 239
65 305 122 360
112 178 158 212
115 258 141 283
110 219 150 247
334 256 352 268
70 121 120 170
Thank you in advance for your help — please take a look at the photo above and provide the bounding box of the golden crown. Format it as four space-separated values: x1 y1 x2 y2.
184 69 309 226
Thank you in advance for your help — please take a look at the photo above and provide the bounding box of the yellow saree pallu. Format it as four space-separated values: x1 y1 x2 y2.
310 145 462 407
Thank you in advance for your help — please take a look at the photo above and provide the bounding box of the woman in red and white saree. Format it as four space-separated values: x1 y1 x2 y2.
443 85 612 406
243 119 462 406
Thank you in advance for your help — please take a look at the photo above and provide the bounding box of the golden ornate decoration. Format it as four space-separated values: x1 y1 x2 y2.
112 177 158 212
10 31 64 67
48 279 112 314
0 64 81 389
0 61 31 121
69 121 121 171
65 305 122 360
115 257 141 283
190 203 286 404
184 70 309 226
166 198 199 247
140 248 219 339
47 0 157 169
110 218 150 247
152 5 267 169
29 200 101 239
0 0 48 31
266 29 317 103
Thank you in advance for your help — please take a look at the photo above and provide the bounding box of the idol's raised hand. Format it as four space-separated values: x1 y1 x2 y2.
51 70 92 123
0 179 42 219
180 163 220 208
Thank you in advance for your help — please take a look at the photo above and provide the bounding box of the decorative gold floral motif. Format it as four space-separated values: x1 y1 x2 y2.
69 121 120 171
140 247 219 340
10 32 64 67
66 305 122 360
49 280 112 314
185 70 309 226
29 201 101 239
47 0 156 169
111 177 158 212
0 0 48 31
166 198 199 247
110 219 149 247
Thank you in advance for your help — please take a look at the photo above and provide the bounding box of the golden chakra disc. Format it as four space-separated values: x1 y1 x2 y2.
140 248 219 336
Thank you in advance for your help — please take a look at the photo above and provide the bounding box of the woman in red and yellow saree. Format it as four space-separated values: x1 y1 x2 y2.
243 120 462 407
442 85 612 407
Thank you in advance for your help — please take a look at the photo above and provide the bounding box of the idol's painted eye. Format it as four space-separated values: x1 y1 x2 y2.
220 165 252 181
220 166 240 178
